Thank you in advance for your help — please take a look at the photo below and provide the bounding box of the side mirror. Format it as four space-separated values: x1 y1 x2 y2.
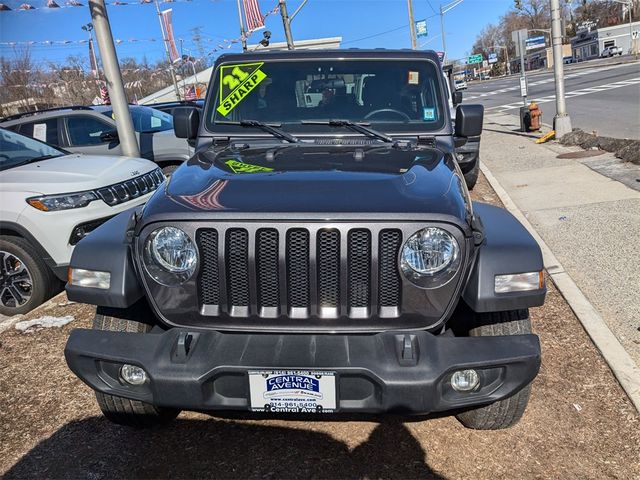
455 104 484 137
453 91 463 106
100 130 118 142
173 106 200 140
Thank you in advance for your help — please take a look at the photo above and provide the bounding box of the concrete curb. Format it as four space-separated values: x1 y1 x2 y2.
0 291 68 335
480 161 640 413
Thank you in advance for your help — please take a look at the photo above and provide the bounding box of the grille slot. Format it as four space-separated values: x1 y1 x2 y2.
196 225 404 320
317 229 340 317
348 229 371 315
286 229 310 315
226 229 250 315
256 229 280 315
198 230 220 313
378 229 402 316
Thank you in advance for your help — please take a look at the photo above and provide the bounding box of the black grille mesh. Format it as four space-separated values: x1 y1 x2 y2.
348 229 371 308
256 229 279 308
378 229 402 307
317 230 340 308
196 226 404 317
226 229 249 306
287 229 310 308
197 230 219 305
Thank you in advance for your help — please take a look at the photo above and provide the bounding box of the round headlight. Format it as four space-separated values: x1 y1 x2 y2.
401 227 460 288
143 226 197 285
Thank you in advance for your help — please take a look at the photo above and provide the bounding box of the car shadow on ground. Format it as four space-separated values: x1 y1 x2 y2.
4 416 446 479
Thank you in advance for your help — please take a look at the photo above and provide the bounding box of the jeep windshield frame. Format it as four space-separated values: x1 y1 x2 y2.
204 54 450 138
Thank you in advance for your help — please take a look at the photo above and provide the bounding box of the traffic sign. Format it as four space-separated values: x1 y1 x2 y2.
467 54 484 64
415 19 428 37
488 52 498 64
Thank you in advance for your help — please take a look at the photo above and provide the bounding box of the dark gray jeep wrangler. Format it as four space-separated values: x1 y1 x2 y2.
65 49 545 430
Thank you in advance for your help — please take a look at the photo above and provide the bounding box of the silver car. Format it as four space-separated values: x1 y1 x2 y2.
1 105 193 175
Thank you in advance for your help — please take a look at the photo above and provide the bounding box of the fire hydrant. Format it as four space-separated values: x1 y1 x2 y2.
528 102 542 131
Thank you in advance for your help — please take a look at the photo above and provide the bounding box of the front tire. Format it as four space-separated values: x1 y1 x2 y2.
455 309 533 430
92 309 180 427
0 236 57 316
463 158 480 190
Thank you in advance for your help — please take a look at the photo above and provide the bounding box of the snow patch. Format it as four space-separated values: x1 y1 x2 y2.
15 315 75 333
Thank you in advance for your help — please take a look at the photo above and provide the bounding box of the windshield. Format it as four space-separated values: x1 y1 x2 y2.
206 59 446 134
102 106 173 133
0 128 65 171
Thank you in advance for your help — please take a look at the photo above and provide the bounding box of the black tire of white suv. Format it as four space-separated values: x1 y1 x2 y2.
455 309 533 430
0 236 58 316
92 308 181 427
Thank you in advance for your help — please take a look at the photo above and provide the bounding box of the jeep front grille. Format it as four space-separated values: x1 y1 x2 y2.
97 169 164 206
196 226 403 320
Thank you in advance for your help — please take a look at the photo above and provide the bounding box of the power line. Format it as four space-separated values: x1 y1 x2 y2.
343 13 438 45
426 0 438 15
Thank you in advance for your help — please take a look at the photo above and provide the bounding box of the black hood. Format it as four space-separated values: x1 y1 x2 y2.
141 142 470 221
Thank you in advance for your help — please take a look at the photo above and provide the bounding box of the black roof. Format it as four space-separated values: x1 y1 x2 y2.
215 48 441 65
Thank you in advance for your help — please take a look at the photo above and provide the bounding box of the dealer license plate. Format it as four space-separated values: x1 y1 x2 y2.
248 370 337 413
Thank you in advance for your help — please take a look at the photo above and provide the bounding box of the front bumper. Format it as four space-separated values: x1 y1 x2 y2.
65 328 540 415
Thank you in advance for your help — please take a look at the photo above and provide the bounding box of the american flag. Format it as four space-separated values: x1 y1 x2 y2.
242 0 265 32
100 84 110 104
184 85 197 101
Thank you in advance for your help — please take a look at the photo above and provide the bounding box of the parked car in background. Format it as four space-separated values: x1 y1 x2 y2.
454 78 467 90
145 99 204 116
0 105 193 175
0 127 163 316
600 46 623 57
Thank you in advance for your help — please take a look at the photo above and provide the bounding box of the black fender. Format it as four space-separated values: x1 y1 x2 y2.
463 202 546 312
65 208 144 308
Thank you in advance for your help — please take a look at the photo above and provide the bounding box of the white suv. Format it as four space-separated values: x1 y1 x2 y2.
0 128 163 316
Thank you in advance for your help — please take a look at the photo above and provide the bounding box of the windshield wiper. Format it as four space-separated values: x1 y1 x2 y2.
301 119 393 143
217 120 299 144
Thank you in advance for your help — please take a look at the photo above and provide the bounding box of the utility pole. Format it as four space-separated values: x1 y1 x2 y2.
236 0 247 51
518 29 527 106
154 0 180 100
408 0 417 50
550 0 572 137
279 0 295 50
82 24 99 79
440 5 446 54
88 0 140 157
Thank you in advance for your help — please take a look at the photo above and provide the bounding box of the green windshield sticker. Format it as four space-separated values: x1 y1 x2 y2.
225 159 273 174
217 62 267 116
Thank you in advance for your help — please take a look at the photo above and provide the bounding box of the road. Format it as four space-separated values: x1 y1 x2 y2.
464 56 640 139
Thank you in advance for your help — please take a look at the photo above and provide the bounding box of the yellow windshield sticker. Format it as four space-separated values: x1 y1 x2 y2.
225 159 273 174
217 62 267 116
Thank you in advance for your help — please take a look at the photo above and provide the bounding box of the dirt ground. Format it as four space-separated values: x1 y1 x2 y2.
1 172 639 480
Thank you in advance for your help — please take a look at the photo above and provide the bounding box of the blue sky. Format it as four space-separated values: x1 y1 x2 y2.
0 0 512 67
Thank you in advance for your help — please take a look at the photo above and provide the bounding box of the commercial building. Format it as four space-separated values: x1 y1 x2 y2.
571 20 639 61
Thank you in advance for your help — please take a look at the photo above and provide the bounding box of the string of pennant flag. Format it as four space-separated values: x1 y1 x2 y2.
1 3 279 55
0 0 197 11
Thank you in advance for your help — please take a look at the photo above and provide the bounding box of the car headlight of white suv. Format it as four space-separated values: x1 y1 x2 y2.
27 191 99 211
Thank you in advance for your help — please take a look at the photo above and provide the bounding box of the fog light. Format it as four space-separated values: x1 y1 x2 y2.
451 369 480 392
120 364 148 385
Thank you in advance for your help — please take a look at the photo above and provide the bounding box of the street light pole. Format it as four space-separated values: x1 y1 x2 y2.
407 0 417 50
439 0 464 57
611 0 636 58
550 0 572 137
88 0 140 157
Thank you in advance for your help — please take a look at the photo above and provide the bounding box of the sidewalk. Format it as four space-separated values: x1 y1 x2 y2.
481 113 640 371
